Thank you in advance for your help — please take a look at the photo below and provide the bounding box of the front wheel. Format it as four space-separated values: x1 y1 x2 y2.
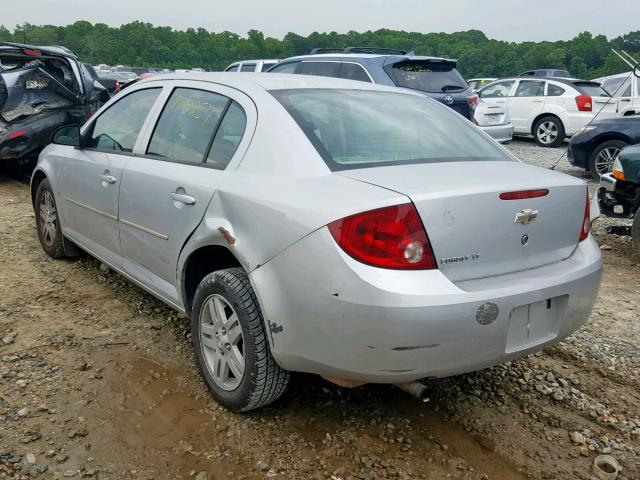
589 140 627 181
34 179 66 259
533 116 565 148
191 268 289 412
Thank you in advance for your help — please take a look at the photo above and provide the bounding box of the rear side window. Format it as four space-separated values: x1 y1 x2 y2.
225 65 239 72
480 80 514 98
338 63 371 82
147 88 228 164
268 61 299 73
515 80 544 97
299 62 339 78
86 88 160 153
386 61 467 93
547 84 565 96
240 64 256 72
260 62 278 72
273 89 507 171
207 101 247 169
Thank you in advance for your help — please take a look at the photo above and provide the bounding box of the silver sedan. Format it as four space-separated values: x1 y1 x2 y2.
31 73 602 411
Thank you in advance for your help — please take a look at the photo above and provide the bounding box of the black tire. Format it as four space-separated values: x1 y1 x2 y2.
34 179 66 259
632 211 640 256
588 140 628 181
191 268 289 412
533 116 565 148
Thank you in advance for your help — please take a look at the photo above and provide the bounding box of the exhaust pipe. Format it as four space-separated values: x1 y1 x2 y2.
394 381 430 403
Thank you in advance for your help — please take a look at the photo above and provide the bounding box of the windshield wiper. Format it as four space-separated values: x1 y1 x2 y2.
440 84 465 92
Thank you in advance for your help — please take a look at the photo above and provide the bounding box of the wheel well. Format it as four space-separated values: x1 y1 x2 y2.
30 170 47 207
586 136 631 170
531 113 563 136
182 245 242 313
623 110 636 116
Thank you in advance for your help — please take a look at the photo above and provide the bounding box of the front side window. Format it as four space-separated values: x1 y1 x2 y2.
207 101 247 169
299 62 340 78
273 89 508 171
480 81 514 98
260 62 278 72
268 61 299 73
86 88 160 152
515 80 545 97
338 63 371 82
601 77 630 97
225 65 239 72
147 88 228 164
240 64 256 72
386 60 468 93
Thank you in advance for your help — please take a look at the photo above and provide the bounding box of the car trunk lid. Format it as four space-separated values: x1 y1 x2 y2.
338 161 587 282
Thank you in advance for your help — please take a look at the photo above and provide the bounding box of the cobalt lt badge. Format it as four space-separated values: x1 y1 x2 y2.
444 95 454 105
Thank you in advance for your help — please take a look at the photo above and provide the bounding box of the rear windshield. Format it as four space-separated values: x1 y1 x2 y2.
572 82 610 97
272 89 508 171
386 61 468 93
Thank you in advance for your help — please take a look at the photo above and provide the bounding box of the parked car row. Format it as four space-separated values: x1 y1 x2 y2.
31 71 602 412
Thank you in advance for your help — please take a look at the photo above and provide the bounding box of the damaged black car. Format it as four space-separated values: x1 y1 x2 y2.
0 42 110 165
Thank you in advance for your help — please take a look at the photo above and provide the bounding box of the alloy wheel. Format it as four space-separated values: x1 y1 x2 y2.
199 294 245 391
39 191 57 247
594 147 620 176
536 121 558 145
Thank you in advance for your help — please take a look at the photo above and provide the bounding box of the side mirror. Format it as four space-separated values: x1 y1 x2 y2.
52 125 81 147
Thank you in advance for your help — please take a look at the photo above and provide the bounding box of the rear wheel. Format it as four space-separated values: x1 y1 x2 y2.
632 210 640 256
533 116 565 148
589 140 627 180
35 179 66 259
191 268 289 412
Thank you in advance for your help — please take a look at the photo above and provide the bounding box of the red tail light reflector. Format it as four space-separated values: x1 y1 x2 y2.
579 189 590 242
328 204 436 270
575 95 592 112
7 129 26 140
499 189 549 200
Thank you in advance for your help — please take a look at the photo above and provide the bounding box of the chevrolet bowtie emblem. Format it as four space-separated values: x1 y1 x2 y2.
514 209 538 225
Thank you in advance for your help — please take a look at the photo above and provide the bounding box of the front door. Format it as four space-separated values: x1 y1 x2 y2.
478 80 515 109
60 87 162 266
508 79 546 133
118 84 251 304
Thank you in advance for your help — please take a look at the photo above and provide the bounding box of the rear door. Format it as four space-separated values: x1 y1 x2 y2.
60 87 162 267
118 82 254 304
508 80 545 133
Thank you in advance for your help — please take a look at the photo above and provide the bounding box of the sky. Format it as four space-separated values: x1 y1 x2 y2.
3 0 637 43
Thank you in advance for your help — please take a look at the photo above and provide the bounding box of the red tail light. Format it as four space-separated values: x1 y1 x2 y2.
23 48 41 57
7 129 26 140
499 189 549 200
468 94 478 110
575 95 592 112
115 81 121 92
579 189 590 242
328 204 436 270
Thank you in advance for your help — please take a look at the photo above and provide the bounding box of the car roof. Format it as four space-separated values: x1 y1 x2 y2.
142 71 413 94
279 53 457 63
494 77 599 86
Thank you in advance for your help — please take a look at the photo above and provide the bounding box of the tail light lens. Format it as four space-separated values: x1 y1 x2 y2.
579 189 590 241
328 204 436 270
468 94 478 111
575 95 592 112
7 129 26 140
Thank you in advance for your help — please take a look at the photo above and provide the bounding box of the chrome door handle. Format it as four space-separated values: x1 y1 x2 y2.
170 192 196 205
100 174 117 184
532 99 543 103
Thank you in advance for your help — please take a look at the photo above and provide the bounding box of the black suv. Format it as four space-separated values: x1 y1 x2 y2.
267 47 477 120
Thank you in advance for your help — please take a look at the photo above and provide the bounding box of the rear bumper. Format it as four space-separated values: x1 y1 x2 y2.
251 228 603 383
479 123 513 144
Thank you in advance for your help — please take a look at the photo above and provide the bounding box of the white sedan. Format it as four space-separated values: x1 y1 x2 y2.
32 73 602 411
478 77 616 147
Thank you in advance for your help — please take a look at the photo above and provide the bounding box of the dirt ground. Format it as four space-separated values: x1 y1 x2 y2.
1 142 639 480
